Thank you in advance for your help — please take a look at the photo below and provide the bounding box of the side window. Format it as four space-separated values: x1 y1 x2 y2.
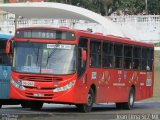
90 40 101 68
114 43 123 69
0 54 11 66
149 49 154 71
102 42 113 68
0 56 3 64
142 47 152 71
0 39 7 50
142 48 153 71
124 45 133 69
0 40 11 66
133 46 141 70
78 37 88 78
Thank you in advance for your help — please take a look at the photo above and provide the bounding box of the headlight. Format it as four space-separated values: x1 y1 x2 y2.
11 78 26 90
53 80 75 92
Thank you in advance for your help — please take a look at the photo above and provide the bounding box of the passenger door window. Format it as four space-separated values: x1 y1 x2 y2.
78 37 88 78
90 40 101 68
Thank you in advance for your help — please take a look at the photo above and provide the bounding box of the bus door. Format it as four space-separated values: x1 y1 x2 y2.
0 40 11 99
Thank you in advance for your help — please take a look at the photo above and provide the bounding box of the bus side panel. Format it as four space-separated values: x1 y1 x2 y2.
75 73 88 103
107 70 128 103
146 72 154 98
70 70 153 104
91 69 132 104
0 82 10 98
76 68 110 104
136 71 153 101
0 66 11 99
93 68 109 103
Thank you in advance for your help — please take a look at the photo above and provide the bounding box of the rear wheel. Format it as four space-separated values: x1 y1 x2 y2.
116 87 135 110
124 87 135 109
29 101 43 110
76 88 95 112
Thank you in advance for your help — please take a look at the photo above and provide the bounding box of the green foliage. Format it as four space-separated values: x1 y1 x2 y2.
117 0 160 15
4 0 9 3
155 42 160 47
148 0 160 15
47 0 160 16
117 0 145 15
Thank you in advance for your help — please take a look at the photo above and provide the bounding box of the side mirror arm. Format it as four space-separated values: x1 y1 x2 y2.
6 37 14 54
81 48 87 68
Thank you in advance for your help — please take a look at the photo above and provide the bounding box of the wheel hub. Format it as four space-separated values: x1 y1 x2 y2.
87 94 93 106
130 93 134 106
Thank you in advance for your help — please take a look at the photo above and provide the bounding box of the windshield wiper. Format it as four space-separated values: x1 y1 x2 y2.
36 48 40 65
27 40 40 65
45 41 61 67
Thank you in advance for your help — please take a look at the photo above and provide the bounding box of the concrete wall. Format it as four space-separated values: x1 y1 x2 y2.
0 14 159 43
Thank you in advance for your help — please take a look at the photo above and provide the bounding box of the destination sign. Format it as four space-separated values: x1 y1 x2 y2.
15 29 75 40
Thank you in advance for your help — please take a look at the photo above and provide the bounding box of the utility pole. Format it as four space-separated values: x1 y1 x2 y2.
145 0 148 14
15 15 18 31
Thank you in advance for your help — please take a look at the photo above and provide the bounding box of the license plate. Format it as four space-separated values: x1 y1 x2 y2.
33 93 44 97
22 81 35 87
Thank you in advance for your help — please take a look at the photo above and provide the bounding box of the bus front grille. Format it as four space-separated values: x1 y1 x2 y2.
25 92 53 99
25 86 55 90
19 75 62 82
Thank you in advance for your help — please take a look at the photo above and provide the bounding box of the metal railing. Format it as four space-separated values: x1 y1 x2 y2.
0 18 103 34
0 14 160 43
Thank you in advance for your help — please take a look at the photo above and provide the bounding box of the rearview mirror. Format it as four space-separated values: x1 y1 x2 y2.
82 48 87 62
6 37 14 54
81 48 87 68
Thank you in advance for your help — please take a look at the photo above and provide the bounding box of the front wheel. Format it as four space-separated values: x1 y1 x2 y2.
29 101 43 110
21 101 30 108
76 88 95 112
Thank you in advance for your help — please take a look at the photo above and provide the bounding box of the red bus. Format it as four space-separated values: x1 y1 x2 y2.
6 27 154 112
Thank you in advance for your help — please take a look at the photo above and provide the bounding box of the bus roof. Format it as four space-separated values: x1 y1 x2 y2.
15 27 154 48
0 33 12 39
76 29 154 48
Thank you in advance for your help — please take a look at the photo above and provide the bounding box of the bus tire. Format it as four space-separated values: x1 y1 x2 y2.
21 102 30 108
76 88 94 112
21 103 28 108
124 87 135 110
0 104 2 108
30 101 43 110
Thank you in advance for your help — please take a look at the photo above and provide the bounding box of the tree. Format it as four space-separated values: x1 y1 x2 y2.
155 42 160 47
113 0 160 15
99 0 122 16
148 0 160 15
48 0 72 4
48 0 119 16
4 0 9 3
47 0 160 15
115 0 145 15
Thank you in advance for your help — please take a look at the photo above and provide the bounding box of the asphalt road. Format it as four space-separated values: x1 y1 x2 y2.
0 102 160 120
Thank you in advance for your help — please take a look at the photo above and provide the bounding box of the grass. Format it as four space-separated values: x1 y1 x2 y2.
144 96 160 102
152 51 160 101
141 51 160 102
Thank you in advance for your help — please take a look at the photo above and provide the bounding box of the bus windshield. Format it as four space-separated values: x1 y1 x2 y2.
13 42 76 75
